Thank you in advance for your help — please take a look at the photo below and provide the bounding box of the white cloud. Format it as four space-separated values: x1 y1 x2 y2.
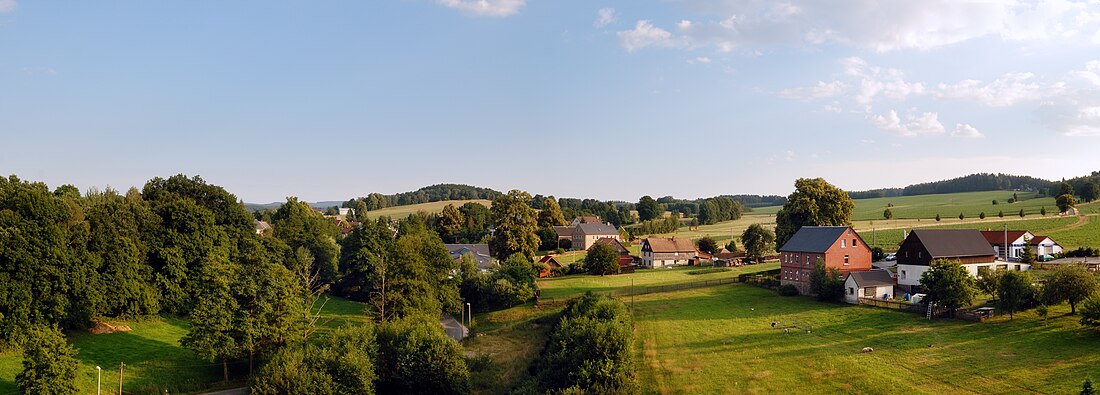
936 72 1051 107
687 56 712 64
437 0 524 17
951 123 985 138
0 0 16 13
784 150 796 161
594 7 616 28
617 1 1100 53
779 80 846 99
823 103 843 113
868 109 945 137
617 20 684 52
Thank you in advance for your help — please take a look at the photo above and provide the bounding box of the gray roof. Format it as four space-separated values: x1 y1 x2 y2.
847 269 894 287
574 223 618 236
444 244 495 270
778 226 850 253
909 229 995 258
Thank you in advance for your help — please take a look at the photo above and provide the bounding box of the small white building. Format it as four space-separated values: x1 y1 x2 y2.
1029 236 1064 256
844 269 895 304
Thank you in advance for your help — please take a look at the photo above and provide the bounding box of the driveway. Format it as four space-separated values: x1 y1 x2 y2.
440 314 468 341
1039 257 1100 266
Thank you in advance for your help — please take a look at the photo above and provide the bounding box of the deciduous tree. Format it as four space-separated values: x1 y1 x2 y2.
997 270 1035 320
697 237 720 254
1042 263 1097 314
16 325 79 395
489 190 540 261
741 224 775 264
919 260 976 314
636 196 663 222
584 243 620 275
774 178 853 248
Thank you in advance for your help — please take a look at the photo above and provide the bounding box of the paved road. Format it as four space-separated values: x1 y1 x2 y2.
440 314 468 341
198 388 246 395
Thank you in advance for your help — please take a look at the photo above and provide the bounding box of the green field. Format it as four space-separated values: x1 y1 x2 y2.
1049 215 1100 250
634 284 1100 394
365 199 492 220
0 296 373 395
536 263 778 300
754 190 1056 221
858 216 1081 251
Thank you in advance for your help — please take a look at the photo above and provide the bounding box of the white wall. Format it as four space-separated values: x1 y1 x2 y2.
897 264 930 286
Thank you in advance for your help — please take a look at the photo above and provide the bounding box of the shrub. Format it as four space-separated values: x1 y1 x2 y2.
17 325 79 395
252 325 378 395
536 293 635 393
376 315 470 394
778 284 799 296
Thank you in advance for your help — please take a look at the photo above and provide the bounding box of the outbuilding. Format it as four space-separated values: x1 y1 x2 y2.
844 269 895 304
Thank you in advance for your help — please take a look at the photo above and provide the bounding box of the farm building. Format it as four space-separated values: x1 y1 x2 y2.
572 223 621 250
536 255 563 278
641 238 697 268
1029 235 1063 256
844 269 895 304
979 230 1035 261
778 226 872 295
895 229 1029 293
552 226 573 241
445 244 497 272
569 216 602 226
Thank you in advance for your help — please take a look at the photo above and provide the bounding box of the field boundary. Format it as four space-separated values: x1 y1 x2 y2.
537 276 743 305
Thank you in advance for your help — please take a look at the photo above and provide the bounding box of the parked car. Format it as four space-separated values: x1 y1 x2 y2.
884 253 896 261
1038 254 1055 262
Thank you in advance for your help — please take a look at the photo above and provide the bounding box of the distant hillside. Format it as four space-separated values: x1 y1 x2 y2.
363 199 492 220
246 200 345 212
849 173 1057 199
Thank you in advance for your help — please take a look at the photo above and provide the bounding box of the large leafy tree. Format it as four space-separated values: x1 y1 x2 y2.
1041 263 1098 314
1057 182 1079 213
741 224 775 263
148 199 223 314
919 260 977 314
272 197 341 285
636 196 663 222
83 189 161 318
16 325 79 395
437 204 466 243
457 202 492 244
975 267 1004 302
251 325 378 395
774 178 854 248
376 315 470 394
537 196 567 228
336 218 396 302
696 237 720 254
584 243 620 275
180 247 241 382
489 190 540 261
997 270 1035 320
809 259 844 301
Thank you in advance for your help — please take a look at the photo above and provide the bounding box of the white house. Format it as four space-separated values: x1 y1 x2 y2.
1029 236 1064 256
980 230 1035 261
844 269 895 304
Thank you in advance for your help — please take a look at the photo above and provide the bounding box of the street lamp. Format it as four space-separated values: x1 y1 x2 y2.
96 365 101 395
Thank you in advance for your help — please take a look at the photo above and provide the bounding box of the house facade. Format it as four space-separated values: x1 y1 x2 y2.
1029 236 1063 256
572 223 621 250
896 229 1012 292
844 269 895 304
778 226 872 295
979 230 1035 261
641 238 697 268
536 255 563 278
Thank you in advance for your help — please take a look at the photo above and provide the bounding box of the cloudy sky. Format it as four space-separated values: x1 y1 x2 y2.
2 1 1100 203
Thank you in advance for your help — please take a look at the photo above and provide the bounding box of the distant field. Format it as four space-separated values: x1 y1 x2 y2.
754 190 1056 221
643 213 777 244
858 216 1081 251
1049 215 1100 250
635 284 1100 394
365 199 491 220
536 263 778 300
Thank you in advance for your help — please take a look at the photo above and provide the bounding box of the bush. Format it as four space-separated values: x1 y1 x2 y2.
17 325 79 395
1066 247 1100 258
583 243 620 275
376 315 470 394
536 293 635 393
778 284 799 296
252 325 378 395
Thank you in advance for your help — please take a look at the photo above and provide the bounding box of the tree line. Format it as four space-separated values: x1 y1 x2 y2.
848 173 1059 199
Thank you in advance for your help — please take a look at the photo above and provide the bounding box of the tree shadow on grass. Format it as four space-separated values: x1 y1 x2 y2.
70 328 226 394
0 378 15 395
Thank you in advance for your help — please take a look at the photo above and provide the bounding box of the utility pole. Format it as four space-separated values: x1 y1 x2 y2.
96 366 101 395
118 362 125 395
1004 223 1008 261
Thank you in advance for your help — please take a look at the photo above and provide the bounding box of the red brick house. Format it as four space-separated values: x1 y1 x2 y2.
779 226 872 295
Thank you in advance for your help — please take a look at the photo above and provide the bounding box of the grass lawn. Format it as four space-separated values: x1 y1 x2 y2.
536 263 778 300
465 303 561 394
634 284 1100 394
365 199 491 220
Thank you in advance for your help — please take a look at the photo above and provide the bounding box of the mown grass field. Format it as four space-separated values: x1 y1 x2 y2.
754 190 1055 221
365 199 491 220
634 284 1100 394
0 295 372 395
536 263 778 300
1049 215 1100 250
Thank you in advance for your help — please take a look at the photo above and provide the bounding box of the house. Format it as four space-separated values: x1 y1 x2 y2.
572 223 621 250
445 244 497 272
570 216 602 227
844 269 895 304
641 238 697 268
536 255 563 278
1029 235 1064 256
979 230 1035 261
712 251 746 267
778 226 872 295
254 220 273 235
896 229 1018 293
594 237 639 270
552 226 574 242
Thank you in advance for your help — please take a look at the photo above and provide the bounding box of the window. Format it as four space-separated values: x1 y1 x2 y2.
844 255 850 265
900 270 906 279
841 240 847 248
852 239 857 248
848 287 854 295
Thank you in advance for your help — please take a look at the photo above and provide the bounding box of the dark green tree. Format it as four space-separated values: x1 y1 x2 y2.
180 247 241 382
976 267 1004 302
809 259 844 301
1079 298 1100 329
883 208 893 219
1041 207 1047 216
741 224 776 263
489 190 540 261
584 243 621 275
725 240 739 253
1019 237 1037 264
1019 209 1026 217
537 197 568 228
272 197 341 285
997 270 1035 320
1083 378 1096 395
437 204 466 243
979 212 986 219
1058 193 1079 213
376 315 470 394
919 260 976 314
697 236 720 254
935 213 941 221
1041 263 1098 314
16 326 79 395
774 178 854 248
637 195 663 222
998 210 1004 218
1083 181 1100 203
958 213 965 220
251 325 378 395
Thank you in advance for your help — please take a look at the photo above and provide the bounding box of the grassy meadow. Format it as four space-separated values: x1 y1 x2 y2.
753 190 1056 221
857 216 1081 251
364 199 491 220
536 263 778 300
634 284 1100 394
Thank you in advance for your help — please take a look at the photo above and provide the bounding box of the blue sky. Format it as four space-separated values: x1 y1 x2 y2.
2 1 1100 203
